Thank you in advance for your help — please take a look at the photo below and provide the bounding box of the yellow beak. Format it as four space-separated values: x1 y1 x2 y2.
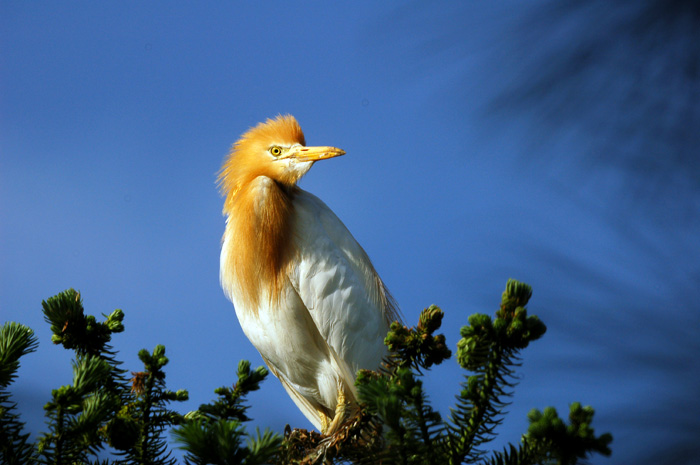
283 146 346 162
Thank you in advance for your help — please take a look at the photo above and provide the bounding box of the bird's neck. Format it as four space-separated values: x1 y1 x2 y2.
223 176 297 312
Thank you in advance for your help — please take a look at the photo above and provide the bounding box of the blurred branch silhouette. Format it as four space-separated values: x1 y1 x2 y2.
380 0 699 220
489 0 700 217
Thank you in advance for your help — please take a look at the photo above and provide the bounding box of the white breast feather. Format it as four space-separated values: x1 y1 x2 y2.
220 182 392 430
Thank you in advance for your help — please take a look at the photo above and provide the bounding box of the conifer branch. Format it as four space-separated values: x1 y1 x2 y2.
124 345 188 465
522 403 613 465
0 322 39 465
173 359 281 464
1 281 612 464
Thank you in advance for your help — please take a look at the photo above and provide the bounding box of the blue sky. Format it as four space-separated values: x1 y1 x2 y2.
2 2 698 463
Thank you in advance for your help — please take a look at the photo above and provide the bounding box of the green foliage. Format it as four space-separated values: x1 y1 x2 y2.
37 354 118 463
384 304 452 371
42 288 124 357
118 345 189 465
353 306 451 464
523 403 613 465
0 322 39 388
42 288 133 451
444 280 547 463
172 419 281 465
346 279 610 465
192 360 269 423
172 360 281 465
1 290 192 464
1 280 612 464
356 366 443 463
172 419 248 464
0 322 39 465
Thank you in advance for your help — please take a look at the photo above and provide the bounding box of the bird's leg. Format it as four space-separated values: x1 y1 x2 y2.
319 410 331 434
326 387 348 434
335 388 347 419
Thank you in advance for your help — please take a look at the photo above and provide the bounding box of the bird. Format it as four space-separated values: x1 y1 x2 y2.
218 115 400 434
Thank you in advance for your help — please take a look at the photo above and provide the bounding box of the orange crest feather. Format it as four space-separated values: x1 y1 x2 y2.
219 115 304 314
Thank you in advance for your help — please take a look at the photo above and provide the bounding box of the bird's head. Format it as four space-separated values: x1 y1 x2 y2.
218 115 345 206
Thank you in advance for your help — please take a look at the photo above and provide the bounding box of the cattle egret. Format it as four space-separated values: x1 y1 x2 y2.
219 115 400 434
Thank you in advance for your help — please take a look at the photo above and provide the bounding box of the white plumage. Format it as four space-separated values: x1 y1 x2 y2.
219 115 398 433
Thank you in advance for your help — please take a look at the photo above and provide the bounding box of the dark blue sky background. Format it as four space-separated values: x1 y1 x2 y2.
2 1 698 463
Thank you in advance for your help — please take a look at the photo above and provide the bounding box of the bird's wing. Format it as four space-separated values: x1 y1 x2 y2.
261 354 328 431
288 190 398 383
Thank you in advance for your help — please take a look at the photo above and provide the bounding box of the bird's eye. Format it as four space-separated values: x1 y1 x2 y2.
269 146 282 157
